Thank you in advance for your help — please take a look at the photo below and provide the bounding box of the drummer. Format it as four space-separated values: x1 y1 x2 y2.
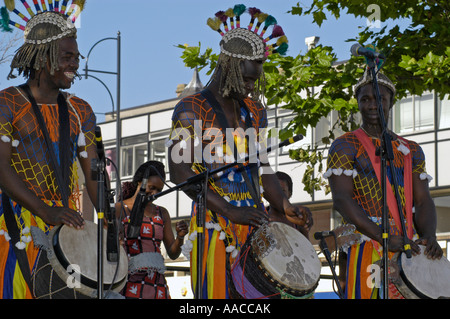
0 6 97 299
326 67 443 299
268 171 313 239
167 5 309 299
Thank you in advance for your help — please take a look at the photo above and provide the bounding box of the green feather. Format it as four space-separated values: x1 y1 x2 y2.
276 42 288 55
264 15 277 27
0 7 12 32
233 4 246 16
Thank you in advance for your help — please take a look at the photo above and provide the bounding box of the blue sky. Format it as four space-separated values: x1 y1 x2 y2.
0 0 407 123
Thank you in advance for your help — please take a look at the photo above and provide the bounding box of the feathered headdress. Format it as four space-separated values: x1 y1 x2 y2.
207 4 289 60
1 0 85 32
2 1 87 79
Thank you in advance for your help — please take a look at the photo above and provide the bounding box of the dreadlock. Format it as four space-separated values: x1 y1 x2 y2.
209 28 266 101
8 12 77 80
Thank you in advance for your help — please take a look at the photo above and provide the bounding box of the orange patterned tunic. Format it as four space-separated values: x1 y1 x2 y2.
0 86 96 299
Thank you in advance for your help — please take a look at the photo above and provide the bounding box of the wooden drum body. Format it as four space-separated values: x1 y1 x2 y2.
391 245 450 299
31 220 128 299
230 222 321 299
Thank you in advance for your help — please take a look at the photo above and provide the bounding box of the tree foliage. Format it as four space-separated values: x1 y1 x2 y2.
178 1 450 196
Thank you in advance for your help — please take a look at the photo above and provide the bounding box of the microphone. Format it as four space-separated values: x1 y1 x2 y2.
278 134 303 148
350 43 385 60
127 167 150 239
314 230 334 240
95 127 105 162
95 126 118 262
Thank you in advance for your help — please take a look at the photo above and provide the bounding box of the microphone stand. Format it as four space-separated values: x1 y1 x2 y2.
317 233 344 299
92 156 105 299
92 126 120 299
150 134 303 299
366 58 411 299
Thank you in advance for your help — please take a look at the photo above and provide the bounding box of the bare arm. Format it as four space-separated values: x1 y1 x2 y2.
412 173 443 259
168 101 267 227
329 173 383 243
0 135 84 228
160 207 188 260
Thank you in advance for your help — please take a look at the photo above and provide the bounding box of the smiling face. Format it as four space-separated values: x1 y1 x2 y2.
47 38 80 89
138 176 164 197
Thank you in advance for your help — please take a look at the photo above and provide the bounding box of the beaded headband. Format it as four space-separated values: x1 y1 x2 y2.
207 4 289 60
353 67 396 98
0 0 85 35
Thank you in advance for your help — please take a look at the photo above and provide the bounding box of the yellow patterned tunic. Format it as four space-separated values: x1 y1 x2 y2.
0 86 96 299
169 90 268 299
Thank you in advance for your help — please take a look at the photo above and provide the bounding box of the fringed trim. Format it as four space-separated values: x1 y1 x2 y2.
67 94 87 158
1 134 19 147
181 220 239 260
324 168 358 179
128 252 166 276
420 172 433 182
0 229 11 242
397 142 410 155
1 225 32 250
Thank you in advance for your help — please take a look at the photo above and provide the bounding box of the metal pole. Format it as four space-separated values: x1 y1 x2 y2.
116 31 121 197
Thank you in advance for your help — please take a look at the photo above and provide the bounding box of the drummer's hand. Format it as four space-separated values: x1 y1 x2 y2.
285 204 312 231
176 220 189 238
388 235 420 255
415 237 443 260
40 206 85 229
224 205 268 227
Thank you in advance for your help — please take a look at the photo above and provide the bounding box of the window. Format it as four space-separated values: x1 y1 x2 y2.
394 92 435 133
439 95 450 129
149 138 169 172
120 135 148 179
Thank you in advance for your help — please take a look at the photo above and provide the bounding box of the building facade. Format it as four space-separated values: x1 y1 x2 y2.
78 69 450 298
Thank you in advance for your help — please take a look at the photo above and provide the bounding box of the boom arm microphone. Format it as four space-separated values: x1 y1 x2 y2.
127 167 150 239
314 230 334 240
350 43 385 60
278 134 303 148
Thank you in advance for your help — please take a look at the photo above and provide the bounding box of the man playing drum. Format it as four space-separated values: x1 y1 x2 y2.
326 67 443 299
0 1 98 299
168 5 311 299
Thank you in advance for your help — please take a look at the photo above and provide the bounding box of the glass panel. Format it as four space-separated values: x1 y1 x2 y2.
149 139 167 171
121 134 147 146
105 147 117 180
439 95 450 129
121 146 134 178
134 144 148 170
438 141 450 186
395 96 413 133
415 93 434 131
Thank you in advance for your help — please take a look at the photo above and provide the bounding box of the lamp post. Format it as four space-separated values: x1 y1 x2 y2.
83 31 121 192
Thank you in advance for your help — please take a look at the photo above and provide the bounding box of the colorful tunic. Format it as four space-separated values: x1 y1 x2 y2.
121 206 170 299
326 128 430 299
168 90 268 299
0 86 96 299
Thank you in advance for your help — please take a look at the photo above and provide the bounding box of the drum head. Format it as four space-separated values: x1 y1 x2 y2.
399 245 450 299
254 222 321 292
53 220 128 289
